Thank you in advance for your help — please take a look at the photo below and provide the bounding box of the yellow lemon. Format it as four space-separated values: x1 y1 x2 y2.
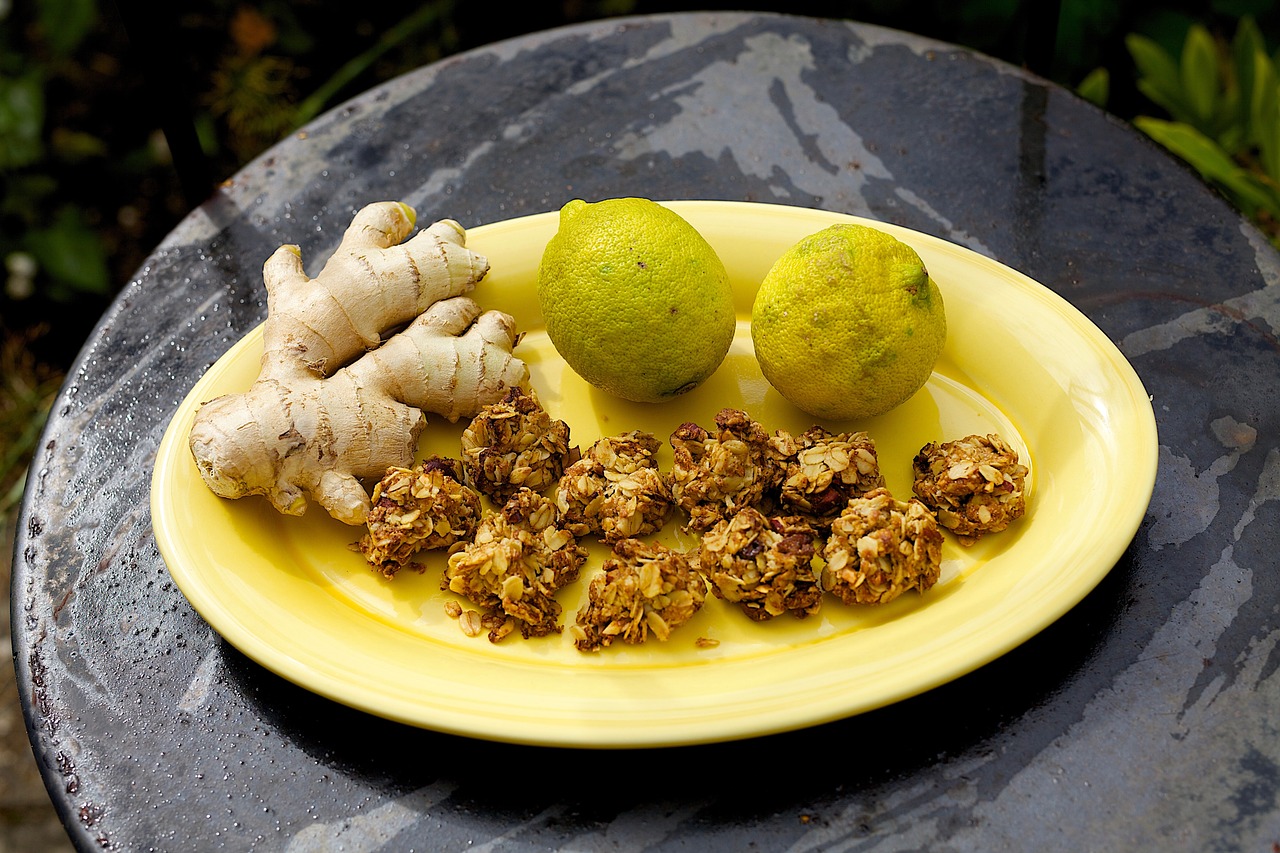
537 198 735 403
751 223 946 420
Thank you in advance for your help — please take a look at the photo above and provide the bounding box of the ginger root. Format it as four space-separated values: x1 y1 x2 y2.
188 201 529 525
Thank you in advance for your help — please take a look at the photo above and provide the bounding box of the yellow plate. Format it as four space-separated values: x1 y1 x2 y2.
151 201 1157 748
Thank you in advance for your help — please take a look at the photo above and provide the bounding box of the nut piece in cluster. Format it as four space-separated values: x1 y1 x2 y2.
358 456 482 577
443 487 588 641
669 407 791 532
460 387 576 504
571 539 707 652
779 426 886 523
911 433 1029 545
700 507 824 621
821 487 942 606
554 431 672 543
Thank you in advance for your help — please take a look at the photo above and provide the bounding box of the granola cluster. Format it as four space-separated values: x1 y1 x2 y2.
442 488 588 641
459 387 575 504
570 539 707 652
358 456 482 577
820 487 943 605
356 390 1030 650
669 408 790 532
699 508 824 621
777 426 886 522
554 431 672 543
911 433 1029 545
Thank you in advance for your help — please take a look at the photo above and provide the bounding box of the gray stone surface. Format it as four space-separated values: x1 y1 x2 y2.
12 12 1280 851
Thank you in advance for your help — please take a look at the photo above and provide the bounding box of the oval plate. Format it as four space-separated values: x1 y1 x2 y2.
151 201 1158 748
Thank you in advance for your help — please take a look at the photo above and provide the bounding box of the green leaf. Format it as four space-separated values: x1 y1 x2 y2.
37 0 98 57
1181 24 1220 127
51 128 108 162
1136 117 1280 216
1135 117 1237 177
1218 123 1246 154
1250 48 1280 178
1222 170 1280 215
294 1 454 127
0 174 57 221
1076 67 1110 108
25 207 110 297
1232 17 1263 139
0 74 45 169
1127 34 1191 119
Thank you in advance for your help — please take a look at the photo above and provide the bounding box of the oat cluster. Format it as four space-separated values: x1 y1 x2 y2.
570 539 707 652
911 433 1029 545
359 456 482 577
356 395 1030 650
443 487 587 641
777 426 886 522
460 387 574 504
669 408 791 532
554 431 672 543
699 508 824 621
822 488 943 605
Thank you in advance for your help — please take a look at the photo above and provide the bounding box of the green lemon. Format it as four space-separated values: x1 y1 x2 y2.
751 223 946 420
537 198 735 403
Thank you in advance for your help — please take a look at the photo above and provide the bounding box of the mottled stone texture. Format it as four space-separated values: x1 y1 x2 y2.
13 12 1280 851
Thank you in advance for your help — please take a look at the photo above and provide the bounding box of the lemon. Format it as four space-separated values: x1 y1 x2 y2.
537 198 735 403
751 223 946 420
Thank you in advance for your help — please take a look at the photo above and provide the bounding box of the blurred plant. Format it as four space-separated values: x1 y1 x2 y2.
291 1 458 127
1040 0 1128 87
194 1 464 168
0 325 62 530
203 6 300 164
1076 66 1111 106
1 0 112 305
1 0 192 537
190 0 644 178
1128 15 1280 240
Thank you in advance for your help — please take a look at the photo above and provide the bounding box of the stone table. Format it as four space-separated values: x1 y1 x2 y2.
14 12 1280 851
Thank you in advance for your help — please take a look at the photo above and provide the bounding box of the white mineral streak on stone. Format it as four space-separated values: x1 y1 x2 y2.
942 449 1280 852
1235 446 1280 536
552 18 738 100
556 13 777 98
783 757 990 852
1147 416 1257 549
175 643 219 715
558 801 708 853
284 782 456 852
407 140 495 209
51 505 154 708
1121 222 1280 358
891 187 989 257
616 12 745 63
609 32 994 255
467 804 568 853
846 21 1040 84
785 452 1280 852
843 21 938 60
